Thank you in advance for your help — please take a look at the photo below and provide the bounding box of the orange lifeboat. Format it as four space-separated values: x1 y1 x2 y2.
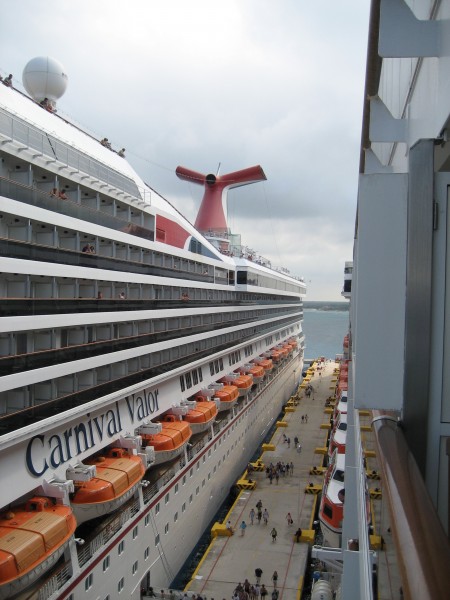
236 363 264 384
0 497 77 599
180 399 218 434
270 349 282 363
219 373 253 397
209 383 239 411
252 357 273 374
139 419 192 465
70 447 146 524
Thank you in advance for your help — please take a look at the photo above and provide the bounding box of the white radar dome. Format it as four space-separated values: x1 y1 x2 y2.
22 56 68 106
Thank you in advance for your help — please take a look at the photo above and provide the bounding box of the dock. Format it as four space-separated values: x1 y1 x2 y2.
183 360 401 600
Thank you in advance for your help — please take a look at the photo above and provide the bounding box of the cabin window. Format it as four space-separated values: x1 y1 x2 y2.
182 502 186 512
145 514 150 526
165 493 169 504
180 376 185 392
189 494 193 503
118 541 125 555
85 574 93 591
155 534 160 545
118 577 124 593
323 503 333 519
175 483 179 493
103 556 110 571
165 523 169 533
155 502 160 514
133 526 138 539
183 475 186 485
144 547 150 560
132 561 138 575
174 512 178 522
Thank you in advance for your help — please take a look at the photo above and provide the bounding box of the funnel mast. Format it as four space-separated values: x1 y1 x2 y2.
176 165 266 253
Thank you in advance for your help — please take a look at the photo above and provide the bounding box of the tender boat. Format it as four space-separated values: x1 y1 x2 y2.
70 447 146 524
328 412 347 457
0 497 76 599
319 451 346 548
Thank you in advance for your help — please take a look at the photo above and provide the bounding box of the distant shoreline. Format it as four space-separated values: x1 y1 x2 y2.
304 301 349 312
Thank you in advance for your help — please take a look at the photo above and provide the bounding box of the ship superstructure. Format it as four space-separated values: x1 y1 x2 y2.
0 57 305 599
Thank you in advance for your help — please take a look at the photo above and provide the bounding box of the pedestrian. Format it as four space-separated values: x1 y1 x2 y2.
287 437 291 448
250 586 256 600
254 584 261 599
271 590 279 600
239 520 247 536
256 499 263 510
257 509 262 524
286 512 293 526
271 571 278 588
263 508 269 525
260 585 268 600
294 528 302 542
244 579 251 593
271 527 277 542
255 568 263 584
305 414 308 423
294 436 299 445
290 461 294 475
249 508 255 525
226 520 234 534
275 471 279 485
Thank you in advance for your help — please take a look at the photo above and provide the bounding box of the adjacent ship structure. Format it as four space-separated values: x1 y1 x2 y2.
313 1 450 599
0 57 305 599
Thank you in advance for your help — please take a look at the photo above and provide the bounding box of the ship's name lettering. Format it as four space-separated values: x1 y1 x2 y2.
125 388 159 422
26 388 160 477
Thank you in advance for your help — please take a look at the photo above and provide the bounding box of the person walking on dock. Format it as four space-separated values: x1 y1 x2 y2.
271 527 277 542
257 508 262 524
239 521 247 536
255 568 263 584
271 571 278 589
290 461 294 475
286 512 293 526
260 585 268 600
263 508 269 525
249 508 255 525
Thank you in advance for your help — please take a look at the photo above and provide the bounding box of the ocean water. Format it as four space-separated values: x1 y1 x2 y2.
302 309 349 361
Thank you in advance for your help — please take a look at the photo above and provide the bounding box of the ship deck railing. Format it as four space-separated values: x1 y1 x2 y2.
0 106 145 201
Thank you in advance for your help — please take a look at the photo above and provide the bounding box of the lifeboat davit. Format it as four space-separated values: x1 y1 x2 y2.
178 398 218 434
236 363 264 384
139 418 192 465
219 373 253 397
209 383 239 411
0 496 77 599
70 447 146 524
319 452 346 548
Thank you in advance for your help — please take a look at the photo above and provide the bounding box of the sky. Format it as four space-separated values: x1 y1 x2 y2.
1 0 370 300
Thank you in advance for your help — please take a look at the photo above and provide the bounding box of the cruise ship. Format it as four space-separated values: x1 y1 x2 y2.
313 1 450 599
0 57 305 599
